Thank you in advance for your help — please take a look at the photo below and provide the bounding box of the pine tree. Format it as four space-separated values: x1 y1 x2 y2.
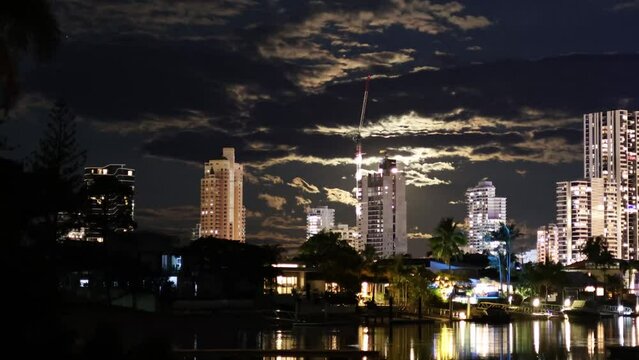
29 100 86 245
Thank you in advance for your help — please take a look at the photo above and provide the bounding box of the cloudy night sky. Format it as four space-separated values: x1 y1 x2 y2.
5 0 639 253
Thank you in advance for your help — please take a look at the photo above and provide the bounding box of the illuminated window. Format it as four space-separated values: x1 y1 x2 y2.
275 276 298 294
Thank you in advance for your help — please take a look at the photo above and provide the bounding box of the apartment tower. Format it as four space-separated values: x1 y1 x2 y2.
306 206 335 238
584 110 639 260
357 157 407 257
84 164 136 242
536 224 559 264
465 179 507 252
200 148 245 241
555 178 620 264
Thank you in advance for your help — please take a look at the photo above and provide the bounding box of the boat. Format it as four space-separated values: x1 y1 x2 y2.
563 300 613 320
471 307 511 324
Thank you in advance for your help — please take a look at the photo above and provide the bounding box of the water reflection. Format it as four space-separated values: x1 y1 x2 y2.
533 320 540 354
183 317 639 360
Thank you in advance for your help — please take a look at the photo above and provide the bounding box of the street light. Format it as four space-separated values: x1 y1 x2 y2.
532 298 541 307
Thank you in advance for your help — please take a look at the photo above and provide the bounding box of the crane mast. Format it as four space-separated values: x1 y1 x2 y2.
355 75 371 225
355 75 370 184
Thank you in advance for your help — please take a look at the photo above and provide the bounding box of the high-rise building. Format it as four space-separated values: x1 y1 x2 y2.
306 206 335 238
584 110 639 259
191 223 201 240
331 223 362 251
555 178 619 264
200 148 245 241
84 164 136 242
465 180 507 252
357 157 407 257
536 224 559 264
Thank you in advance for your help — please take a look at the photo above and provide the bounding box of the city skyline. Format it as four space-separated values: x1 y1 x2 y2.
6 1 639 252
6 3 639 358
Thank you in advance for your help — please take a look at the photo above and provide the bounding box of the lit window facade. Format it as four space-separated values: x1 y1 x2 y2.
306 206 335 238
584 110 639 260
465 180 507 253
357 157 407 257
200 148 245 242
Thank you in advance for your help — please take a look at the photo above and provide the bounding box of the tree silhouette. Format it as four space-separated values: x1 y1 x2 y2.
296 231 363 293
0 0 60 115
581 236 614 268
429 217 468 272
520 262 566 301
490 223 521 297
29 100 86 246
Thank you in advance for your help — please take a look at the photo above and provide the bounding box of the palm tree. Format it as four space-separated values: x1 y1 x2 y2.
430 218 468 272
490 223 522 298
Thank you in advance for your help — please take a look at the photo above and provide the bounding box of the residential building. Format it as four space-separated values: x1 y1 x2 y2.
200 148 245 241
555 178 619 265
191 223 201 240
83 164 136 242
518 249 538 264
357 156 407 257
306 206 335 238
465 180 507 252
536 224 559 264
331 223 362 251
583 110 639 260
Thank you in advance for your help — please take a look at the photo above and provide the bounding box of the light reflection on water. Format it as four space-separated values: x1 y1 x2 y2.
250 317 639 359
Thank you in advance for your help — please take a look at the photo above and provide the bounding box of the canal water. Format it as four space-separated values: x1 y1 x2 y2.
188 317 639 359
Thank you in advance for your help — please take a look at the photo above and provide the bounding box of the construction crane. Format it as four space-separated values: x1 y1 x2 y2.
354 75 371 221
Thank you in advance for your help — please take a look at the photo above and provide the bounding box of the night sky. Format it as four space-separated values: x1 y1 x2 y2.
5 0 639 253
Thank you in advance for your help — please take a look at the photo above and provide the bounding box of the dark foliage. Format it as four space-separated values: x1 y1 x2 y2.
296 231 364 292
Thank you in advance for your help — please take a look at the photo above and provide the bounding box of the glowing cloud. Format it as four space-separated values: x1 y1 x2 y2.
295 196 312 207
288 177 320 193
324 187 358 206
258 193 287 210
261 174 284 184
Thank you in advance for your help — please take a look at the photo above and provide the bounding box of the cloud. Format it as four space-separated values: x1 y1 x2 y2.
306 110 577 139
295 196 312 207
287 177 320 193
258 193 287 210
258 1 491 88
246 230 303 252
411 65 440 73
248 154 355 170
408 232 432 239
140 54 639 177
324 187 358 206
261 215 305 231
55 0 256 39
244 171 260 184
136 205 200 238
261 174 284 185
93 111 213 134
246 209 264 218
403 161 454 187
612 1 639 11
